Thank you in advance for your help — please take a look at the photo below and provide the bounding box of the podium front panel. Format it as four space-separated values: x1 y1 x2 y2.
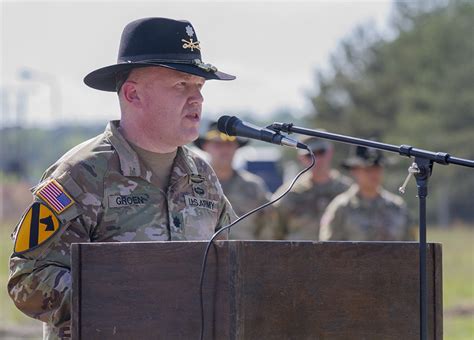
72 241 442 339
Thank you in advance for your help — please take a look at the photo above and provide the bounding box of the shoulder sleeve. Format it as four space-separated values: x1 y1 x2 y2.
8 132 113 329
319 194 348 241
396 196 414 241
215 194 238 237
269 184 296 240
8 209 89 328
8 152 109 329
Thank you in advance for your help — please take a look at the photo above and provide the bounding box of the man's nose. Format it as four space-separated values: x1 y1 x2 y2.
189 88 204 105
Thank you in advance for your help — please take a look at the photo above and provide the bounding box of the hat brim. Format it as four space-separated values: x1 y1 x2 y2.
297 144 330 156
342 157 395 169
84 62 236 92
193 137 249 150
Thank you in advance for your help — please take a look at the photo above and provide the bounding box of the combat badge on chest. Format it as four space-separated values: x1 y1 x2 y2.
186 174 218 212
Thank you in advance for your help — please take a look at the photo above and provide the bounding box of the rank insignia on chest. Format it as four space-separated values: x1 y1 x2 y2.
36 179 75 214
14 202 61 254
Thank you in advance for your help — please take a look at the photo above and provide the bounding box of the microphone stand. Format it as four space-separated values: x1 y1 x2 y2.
268 122 474 340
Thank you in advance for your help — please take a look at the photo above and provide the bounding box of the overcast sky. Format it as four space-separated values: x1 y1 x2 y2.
1 0 393 127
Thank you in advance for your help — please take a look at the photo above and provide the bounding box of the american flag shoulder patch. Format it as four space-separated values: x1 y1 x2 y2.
36 179 75 214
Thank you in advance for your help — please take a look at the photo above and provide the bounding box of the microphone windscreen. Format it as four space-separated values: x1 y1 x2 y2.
217 115 231 134
217 115 240 136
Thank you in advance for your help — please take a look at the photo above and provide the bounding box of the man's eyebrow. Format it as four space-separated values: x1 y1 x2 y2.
174 73 205 82
175 74 193 80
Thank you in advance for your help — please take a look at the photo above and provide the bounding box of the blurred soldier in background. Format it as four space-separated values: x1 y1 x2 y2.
195 121 272 239
271 136 352 240
319 145 413 241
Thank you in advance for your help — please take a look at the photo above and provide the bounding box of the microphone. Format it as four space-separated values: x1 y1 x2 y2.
217 115 307 149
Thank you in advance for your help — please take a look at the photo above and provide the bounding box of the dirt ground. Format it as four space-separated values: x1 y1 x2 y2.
0 324 42 340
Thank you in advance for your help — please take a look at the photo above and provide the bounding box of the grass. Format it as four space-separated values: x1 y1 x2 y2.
428 227 474 310
428 226 474 339
0 224 472 338
445 317 474 339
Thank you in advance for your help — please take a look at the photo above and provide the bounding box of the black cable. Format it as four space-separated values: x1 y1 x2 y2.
198 145 315 340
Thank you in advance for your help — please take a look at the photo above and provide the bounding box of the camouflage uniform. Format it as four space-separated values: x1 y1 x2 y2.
319 184 412 241
8 120 236 339
271 170 352 240
220 169 271 239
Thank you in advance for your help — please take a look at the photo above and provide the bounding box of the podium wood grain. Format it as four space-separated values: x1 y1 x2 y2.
72 241 442 339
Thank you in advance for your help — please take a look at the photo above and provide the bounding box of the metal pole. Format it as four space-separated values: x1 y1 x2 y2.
419 193 428 340
414 157 431 340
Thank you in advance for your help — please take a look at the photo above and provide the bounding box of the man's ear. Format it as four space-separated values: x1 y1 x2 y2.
298 154 311 167
121 81 141 106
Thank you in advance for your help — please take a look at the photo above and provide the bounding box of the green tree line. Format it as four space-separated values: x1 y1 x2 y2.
306 0 474 224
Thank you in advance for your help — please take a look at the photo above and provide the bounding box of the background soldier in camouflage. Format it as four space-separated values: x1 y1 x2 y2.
8 18 237 339
195 121 272 239
271 137 352 240
319 145 413 241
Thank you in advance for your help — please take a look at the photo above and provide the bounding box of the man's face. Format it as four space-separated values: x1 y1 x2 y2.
351 165 384 191
126 66 205 148
300 147 333 175
202 140 239 167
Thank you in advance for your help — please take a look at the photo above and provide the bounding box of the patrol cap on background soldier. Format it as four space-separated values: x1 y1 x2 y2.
270 135 352 240
194 121 272 240
297 136 331 156
319 145 413 241
296 135 337 181
8 17 237 339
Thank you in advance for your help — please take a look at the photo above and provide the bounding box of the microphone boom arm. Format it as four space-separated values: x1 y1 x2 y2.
268 122 474 168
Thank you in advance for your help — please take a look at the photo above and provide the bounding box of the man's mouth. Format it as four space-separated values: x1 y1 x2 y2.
186 112 200 121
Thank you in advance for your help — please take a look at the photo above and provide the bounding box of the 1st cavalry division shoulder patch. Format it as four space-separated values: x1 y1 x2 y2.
14 202 61 253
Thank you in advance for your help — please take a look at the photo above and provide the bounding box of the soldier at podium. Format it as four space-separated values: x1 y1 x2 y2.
271 136 352 240
319 145 413 241
195 121 272 239
7 18 237 339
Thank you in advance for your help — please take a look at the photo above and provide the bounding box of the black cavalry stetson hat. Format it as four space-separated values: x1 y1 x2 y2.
84 17 235 91
342 145 394 169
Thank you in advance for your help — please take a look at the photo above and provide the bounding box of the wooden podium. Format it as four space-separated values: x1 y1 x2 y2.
71 241 442 339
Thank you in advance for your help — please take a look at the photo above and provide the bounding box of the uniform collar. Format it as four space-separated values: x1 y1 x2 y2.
350 184 383 208
105 120 199 182
171 146 201 185
290 172 315 192
106 120 141 177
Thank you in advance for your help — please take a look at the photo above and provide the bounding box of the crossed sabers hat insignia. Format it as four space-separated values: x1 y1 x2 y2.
182 38 200 51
